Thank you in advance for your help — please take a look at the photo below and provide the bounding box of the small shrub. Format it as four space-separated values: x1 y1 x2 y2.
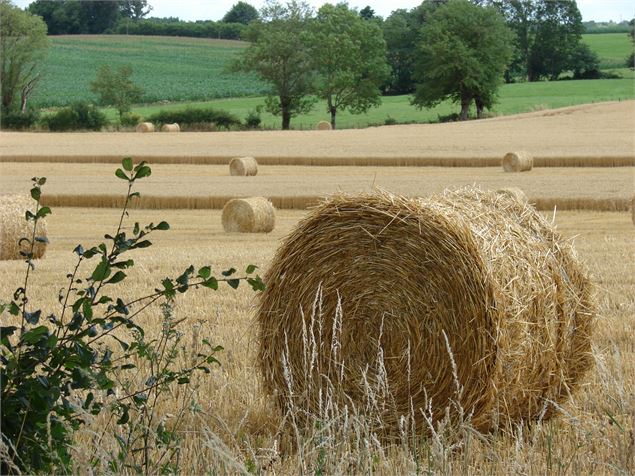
0 109 40 130
384 116 397 126
120 112 142 127
146 107 241 130
244 109 262 129
43 101 108 131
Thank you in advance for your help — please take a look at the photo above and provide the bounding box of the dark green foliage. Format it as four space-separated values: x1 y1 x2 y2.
627 19 634 68
583 20 631 34
0 159 264 474
119 0 152 21
309 3 390 129
28 0 120 35
112 18 246 39
0 109 39 130
222 1 259 25
244 108 262 128
234 1 316 130
43 101 108 131
411 0 513 120
381 9 419 95
146 107 241 130
570 43 601 79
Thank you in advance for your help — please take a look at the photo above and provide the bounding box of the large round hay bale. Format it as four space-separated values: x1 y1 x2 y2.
496 186 528 204
222 197 275 233
316 120 332 131
257 187 595 435
0 194 48 260
160 123 180 132
135 122 155 133
502 151 533 172
229 157 258 176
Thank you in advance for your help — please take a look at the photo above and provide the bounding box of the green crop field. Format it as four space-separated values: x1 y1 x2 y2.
32 35 267 108
582 32 633 69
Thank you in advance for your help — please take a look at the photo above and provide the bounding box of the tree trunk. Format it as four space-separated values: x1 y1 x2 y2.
281 108 291 130
459 94 471 121
475 97 484 119
330 106 337 130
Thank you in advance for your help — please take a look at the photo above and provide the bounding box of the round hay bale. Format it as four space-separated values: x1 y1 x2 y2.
222 197 275 233
257 187 595 435
229 157 258 176
316 120 332 131
502 151 533 172
135 122 155 133
0 194 48 260
496 186 528 204
160 123 180 132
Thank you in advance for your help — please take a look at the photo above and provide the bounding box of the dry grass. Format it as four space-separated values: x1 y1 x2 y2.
0 207 632 474
0 194 47 260
1 101 633 166
0 163 632 212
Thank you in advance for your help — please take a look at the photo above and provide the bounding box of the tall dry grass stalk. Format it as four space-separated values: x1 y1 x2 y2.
0 194 47 260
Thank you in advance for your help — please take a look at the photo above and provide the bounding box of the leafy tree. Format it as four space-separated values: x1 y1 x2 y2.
627 18 634 68
233 1 315 130
489 0 587 81
570 42 600 79
90 64 144 122
359 6 375 20
411 0 513 120
28 0 120 35
222 1 259 24
0 0 48 113
119 0 153 21
309 3 389 129
382 9 419 94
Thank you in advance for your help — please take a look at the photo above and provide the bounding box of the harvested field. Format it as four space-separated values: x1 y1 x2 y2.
0 207 632 473
0 162 631 211
1 102 633 167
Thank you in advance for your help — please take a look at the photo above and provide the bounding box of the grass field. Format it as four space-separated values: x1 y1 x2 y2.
32 35 267 108
582 32 633 69
0 206 632 473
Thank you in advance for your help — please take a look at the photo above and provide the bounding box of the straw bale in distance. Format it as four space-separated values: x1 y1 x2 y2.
496 186 528 204
222 197 275 233
502 151 533 172
316 121 332 131
0 194 48 260
229 157 258 176
256 187 595 435
160 123 180 132
136 122 155 133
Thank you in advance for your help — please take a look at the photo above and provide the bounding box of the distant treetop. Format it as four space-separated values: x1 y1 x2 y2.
222 1 259 25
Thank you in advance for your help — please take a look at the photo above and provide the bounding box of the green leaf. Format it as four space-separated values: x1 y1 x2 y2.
92 260 111 282
221 268 236 277
227 279 240 289
36 206 51 218
202 277 218 290
83 299 93 320
134 165 151 179
155 221 169 230
122 157 133 172
106 271 126 284
30 187 41 201
22 325 49 344
245 264 258 274
37 177 47 186
117 405 130 425
24 309 41 325
197 266 211 279
115 168 129 180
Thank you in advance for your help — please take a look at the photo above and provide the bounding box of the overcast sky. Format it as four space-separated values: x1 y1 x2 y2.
12 0 635 23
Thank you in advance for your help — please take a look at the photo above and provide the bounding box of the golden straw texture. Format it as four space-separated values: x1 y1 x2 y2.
0 194 48 260
160 123 180 132
135 122 155 133
496 186 528 204
221 197 275 233
503 151 533 172
632 195 635 225
256 187 595 436
316 121 332 131
229 157 258 176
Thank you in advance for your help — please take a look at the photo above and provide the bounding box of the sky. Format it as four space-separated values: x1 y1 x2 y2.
12 0 635 23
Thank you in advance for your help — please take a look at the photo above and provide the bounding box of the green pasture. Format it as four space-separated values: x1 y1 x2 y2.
110 76 633 129
32 35 267 108
582 32 633 69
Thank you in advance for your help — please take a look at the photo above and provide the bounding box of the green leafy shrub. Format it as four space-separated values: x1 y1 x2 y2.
244 108 262 129
146 107 241 130
43 101 108 131
0 158 264 474
120 112 142 127
0 109 40 130
384 116 397 126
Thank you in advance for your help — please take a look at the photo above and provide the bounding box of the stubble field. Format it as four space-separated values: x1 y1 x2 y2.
1 101 634 473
